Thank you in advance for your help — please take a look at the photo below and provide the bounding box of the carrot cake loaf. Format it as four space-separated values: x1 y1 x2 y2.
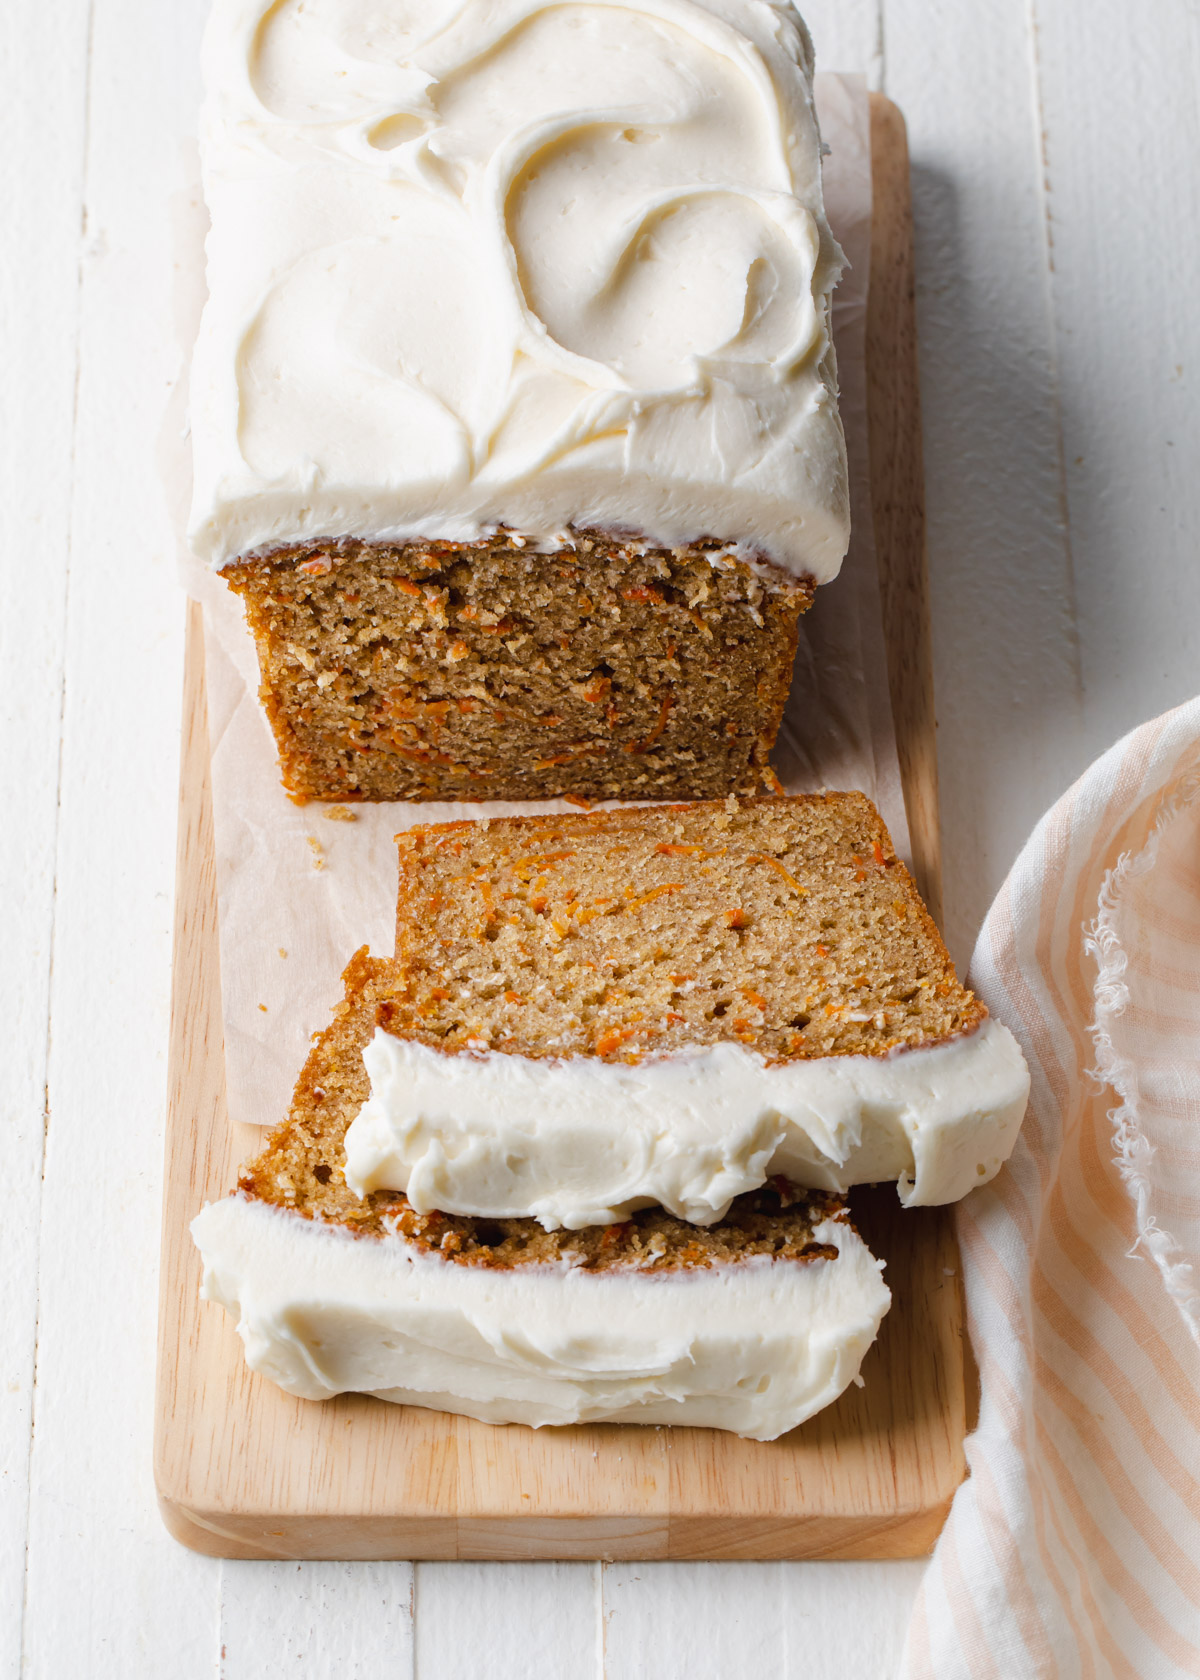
191 953 890 1439
343 794 1030 1227
188 0 849 801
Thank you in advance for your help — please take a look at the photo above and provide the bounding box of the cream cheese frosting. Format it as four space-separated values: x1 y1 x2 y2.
343 1017 1031 1228
191 1195 889 1439
189 0 849 580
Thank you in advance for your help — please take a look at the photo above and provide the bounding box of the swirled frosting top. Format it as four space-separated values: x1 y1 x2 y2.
189 0 850 581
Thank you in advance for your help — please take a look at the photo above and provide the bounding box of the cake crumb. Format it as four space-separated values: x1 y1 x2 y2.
279 948 288 958
306 836 326 870
258 1003 268 1013
223 532 811 803
387 795 981 1062
324 805 358 823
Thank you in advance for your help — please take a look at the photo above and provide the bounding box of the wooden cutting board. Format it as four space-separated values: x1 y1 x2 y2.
155 96 966 1562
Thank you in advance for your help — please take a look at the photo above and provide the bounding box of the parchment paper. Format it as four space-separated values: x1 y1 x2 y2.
169 74 907 1131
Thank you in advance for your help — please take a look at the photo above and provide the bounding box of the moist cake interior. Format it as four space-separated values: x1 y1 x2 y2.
387 794 985 1062
223 531 810 803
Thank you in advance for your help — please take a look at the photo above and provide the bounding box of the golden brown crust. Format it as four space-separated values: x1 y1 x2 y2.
221 529 810 803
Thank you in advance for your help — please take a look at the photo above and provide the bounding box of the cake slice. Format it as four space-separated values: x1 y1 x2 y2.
192 953 891 1440
343 794 1030 1227
189 0 848 801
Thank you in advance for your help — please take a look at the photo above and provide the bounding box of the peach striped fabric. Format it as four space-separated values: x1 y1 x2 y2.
903 698 1200 1679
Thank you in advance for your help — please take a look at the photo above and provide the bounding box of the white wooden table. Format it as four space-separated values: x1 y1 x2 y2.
4 1 1197 1673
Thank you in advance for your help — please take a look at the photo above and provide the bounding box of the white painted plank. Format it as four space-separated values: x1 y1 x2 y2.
603 1564 786 1676
1031 0 1200 760
414 1563 599 1678
0 1 92 1671
800 0 884 86
779 1560 929 1677
602 1561 925 1680
19 0 220 1674
219 1562 414 1678
880 0 1085 967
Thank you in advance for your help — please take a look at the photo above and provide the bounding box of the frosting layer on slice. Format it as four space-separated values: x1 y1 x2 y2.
191 1196 889 1440
189 0 848 580
344 1017 1030 1228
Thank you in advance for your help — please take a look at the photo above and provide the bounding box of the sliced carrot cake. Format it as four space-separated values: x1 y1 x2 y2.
192 953 890 1439
342 794 1030 1228
188 0 848 801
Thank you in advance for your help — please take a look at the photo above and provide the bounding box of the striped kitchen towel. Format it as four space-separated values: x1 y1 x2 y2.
903 697 1200 1680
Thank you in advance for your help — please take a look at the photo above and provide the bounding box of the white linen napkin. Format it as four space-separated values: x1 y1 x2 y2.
904 697 1200 1679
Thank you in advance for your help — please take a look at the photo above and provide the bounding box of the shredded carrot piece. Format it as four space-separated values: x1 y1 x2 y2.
655 843 706 857
396 578 422 596
762 766 784 796
740 987 768 1011
513 851 576 880
725 907 747 929
297 556 332 577
504 990 524 1005
624 884 684 911
594 1022 643 1056
624 691 674 755
872 840 889 867
622 585 664 604
563 794 593 810
747 854 808 897
533 747 601 769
